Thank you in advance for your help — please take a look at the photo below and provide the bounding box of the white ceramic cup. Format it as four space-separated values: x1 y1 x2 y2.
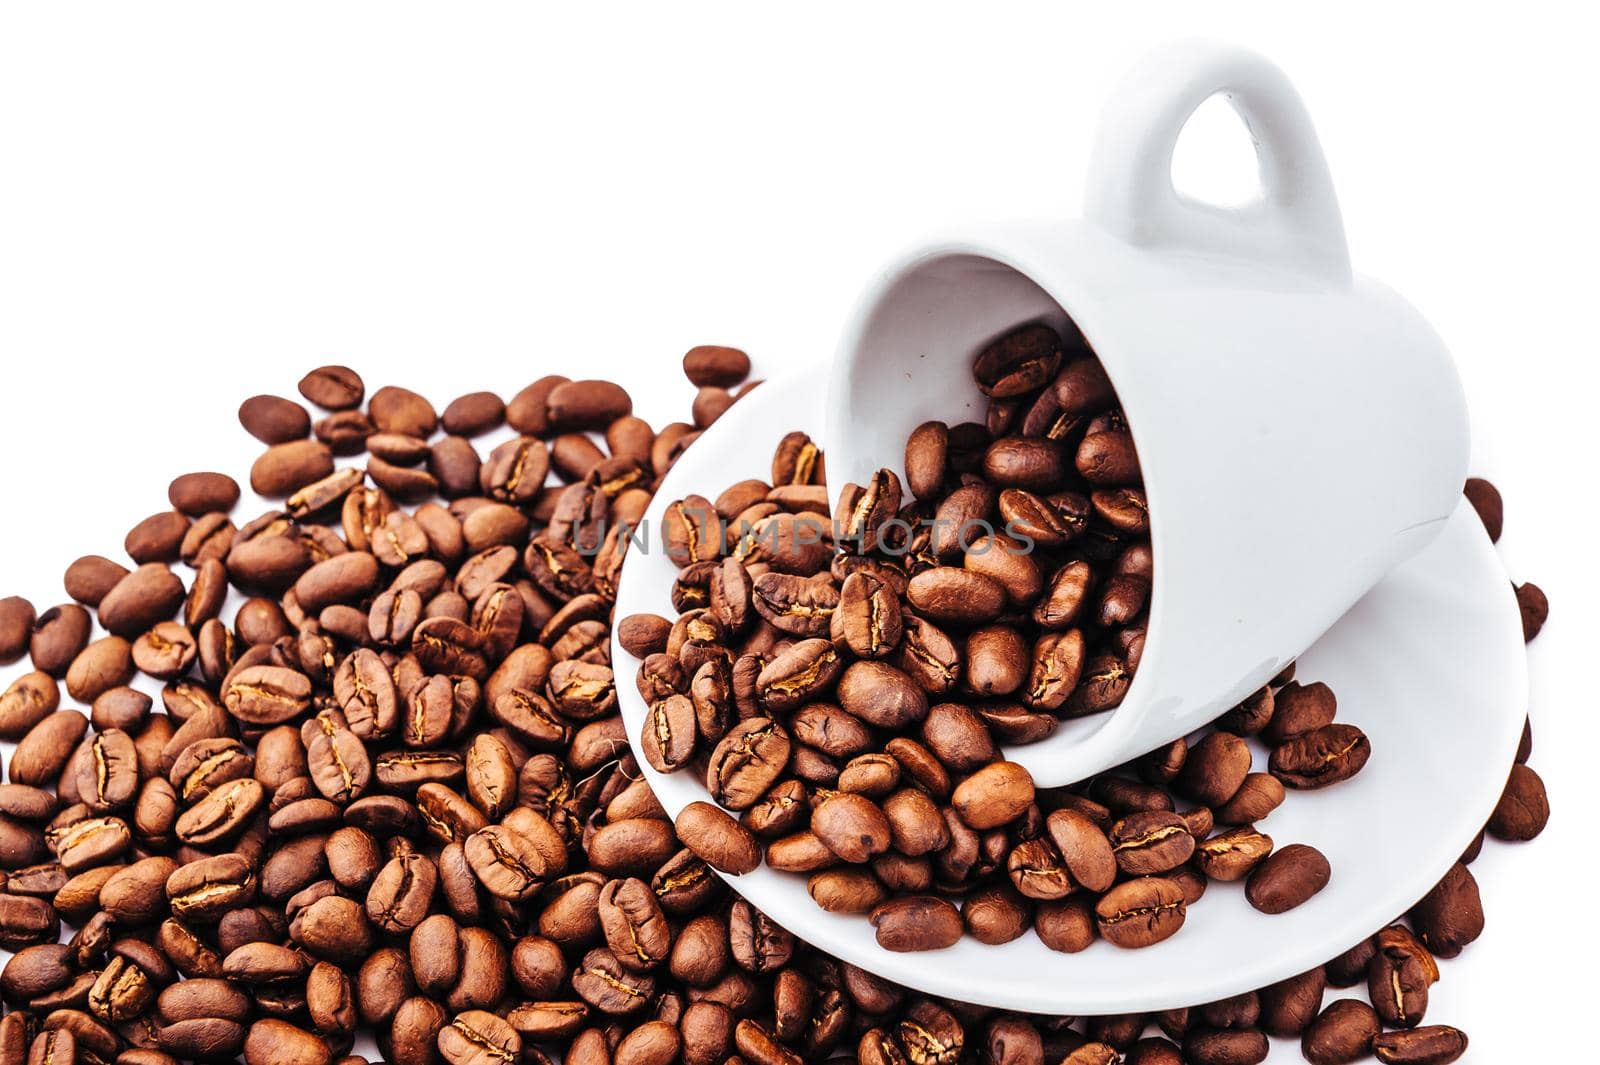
823 41 1470 787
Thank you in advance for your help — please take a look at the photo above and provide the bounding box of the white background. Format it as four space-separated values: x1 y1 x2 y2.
1 3 1593 1060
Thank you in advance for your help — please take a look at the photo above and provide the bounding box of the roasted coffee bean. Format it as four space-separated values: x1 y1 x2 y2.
1260 681 1334 744
1059 1042 1120 1065
750 572 837 637
639 693 695 773
546 379 631 431
835 470 902 553
869 895 962 952
30 602 92 676
613 1019 680 1065
497 375 565 436
1193 827 1274 882
675 801 761 875
166 852 256 921
1176 732 1252 807
810 792 892 862
63 557 129 608
828 570 902 661
285 467 364 520
463 824 549 900
806 867 887 914
1124 1038 1183 1065
905 567 1007 626
504 1001 590 1043
252 440 336 497
9 710 89 786
706 718 792 810
99 855 178 925
239 394 312 444
1257 967 1326 1039
1245 843 1330 914
97 563 186 637
1302 1000 1380 1065
386 996 448 1065
313 409 374 455
1 942 74 1002
1368 939 1430 1029
295 552 381 613
1213 773 1284 826
0 672 60 739
176 777 266 846
1182 1028 1268 1065
983 436 1071 490
1044 808 1117 893
303 961 356 1039
960 881 1029 944
726 898 795 976
571 947 655 1014
0 595 33 663
124 510 190 565
227 534 313 593
70 729 140 812
86 955 155 1023
598 877 671 971
165 472 240 517
1372 1026 1467 1065
26 1029 76 1065
364 385 437 438
962 623 1027 696
952 761 1034 829
916 702 992 772
0 892 60 949
732 1018 802 1065
1137 737 1187 785
896 1000 966 1063
1109 811 1194 875
240 1018 330 1065
1511 582 1549 646
1095 877 1186 948
691 385 735 427
436 391 505 436
333 648 398 739
224 665 312 725
435 1009 521 1065
1462 476 1503 540
974 324 1064 398
683 345 751 387
1270 724 1371 789
1407 862 1483 958
899 420 951 501
0 820 45 869
0 783 56 823
297 364 365 409
619 614 672 658
1487 762 1549 840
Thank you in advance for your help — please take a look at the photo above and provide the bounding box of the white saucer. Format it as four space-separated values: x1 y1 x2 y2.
612 371 1527 1015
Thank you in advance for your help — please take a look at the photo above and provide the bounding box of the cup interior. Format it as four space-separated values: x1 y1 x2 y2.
826 248 1167 780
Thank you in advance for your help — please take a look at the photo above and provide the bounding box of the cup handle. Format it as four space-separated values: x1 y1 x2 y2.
1084 40 1352 286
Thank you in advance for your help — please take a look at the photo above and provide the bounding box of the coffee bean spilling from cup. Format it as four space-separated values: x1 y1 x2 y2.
618 325 1549 1064
628 324 1372 952
0 333 1550 1065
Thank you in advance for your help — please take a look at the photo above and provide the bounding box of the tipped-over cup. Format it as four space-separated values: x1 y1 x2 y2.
823 41 1470 786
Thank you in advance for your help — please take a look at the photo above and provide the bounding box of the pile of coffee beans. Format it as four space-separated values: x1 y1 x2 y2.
0 330 1552 1065
625 325 1374 957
